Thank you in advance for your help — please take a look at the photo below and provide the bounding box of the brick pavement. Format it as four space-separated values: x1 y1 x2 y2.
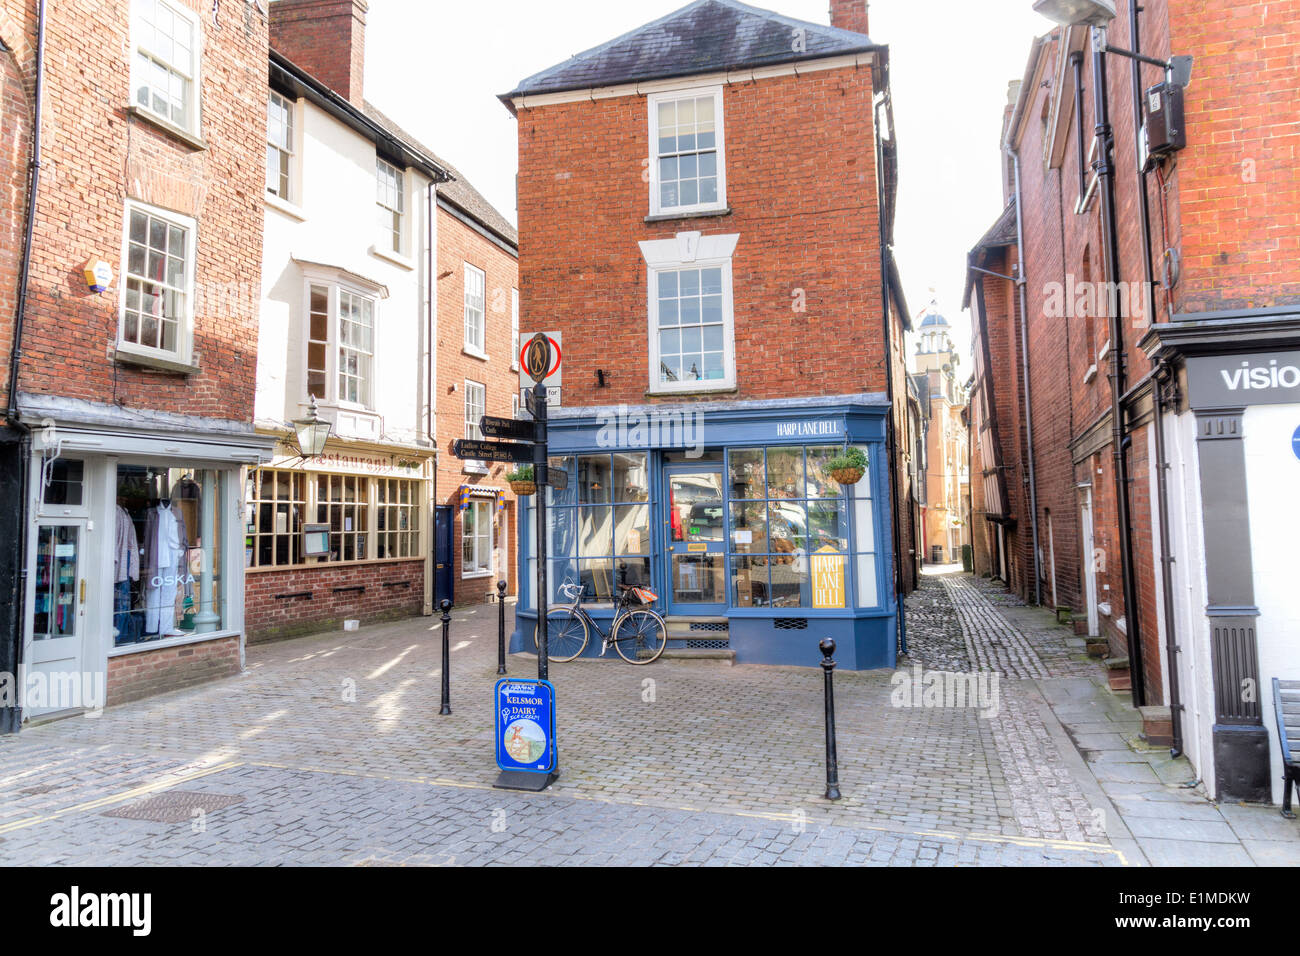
0 572 1151 866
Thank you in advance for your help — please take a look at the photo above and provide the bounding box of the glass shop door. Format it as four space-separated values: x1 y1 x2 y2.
663 466 726 614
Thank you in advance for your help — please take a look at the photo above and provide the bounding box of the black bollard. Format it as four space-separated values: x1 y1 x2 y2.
820 638 841 801
439 598 452 715
496 580 508 675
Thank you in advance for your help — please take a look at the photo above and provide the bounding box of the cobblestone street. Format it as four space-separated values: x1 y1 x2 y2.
2 569 1295 866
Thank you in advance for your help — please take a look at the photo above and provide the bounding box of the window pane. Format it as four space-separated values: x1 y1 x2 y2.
765 447 805 499
577 456 610 504
577 506 612 558
613 505 649 556
728 448 764 499
807 499 849 552
806 445 842 498
729 501 768 553
610 453 648 502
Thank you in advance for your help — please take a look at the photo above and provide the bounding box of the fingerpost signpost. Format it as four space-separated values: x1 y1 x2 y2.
453 332 561 791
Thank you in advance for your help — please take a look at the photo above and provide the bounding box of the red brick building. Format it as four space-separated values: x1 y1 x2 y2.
502 0 914 669
1 0 277 718
969 0 1300 802
244 0 520 643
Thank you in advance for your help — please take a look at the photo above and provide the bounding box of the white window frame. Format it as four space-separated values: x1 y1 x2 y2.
117 199 198 365
463 263 487 357
301 276 382 412
510 288 520 370
130 0 202 136
462 498 494 578
266 90 296 202
647 85 727 218
464 380 486 440
376 157 406 255
639 232 739 395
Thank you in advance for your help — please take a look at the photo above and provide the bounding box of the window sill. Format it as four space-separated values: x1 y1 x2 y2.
108 627 238 659
1083 363 1098 384
462 570 494 580
265 192 307 222
462 346 489 362
462 460 490 475
645 206 732 224
369 244 415 271
113 346 199 376
245 555 427 573
125 105 207 151
645 383 737 399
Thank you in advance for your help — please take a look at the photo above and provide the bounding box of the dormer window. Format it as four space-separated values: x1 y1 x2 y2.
648 87 726 217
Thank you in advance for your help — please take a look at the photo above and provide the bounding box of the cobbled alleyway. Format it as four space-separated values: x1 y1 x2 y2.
2 569 1295 866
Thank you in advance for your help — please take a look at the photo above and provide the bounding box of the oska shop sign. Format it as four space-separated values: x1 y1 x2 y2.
1187 351 1300 409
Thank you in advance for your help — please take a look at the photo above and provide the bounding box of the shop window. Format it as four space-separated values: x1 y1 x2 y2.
462 498 494 576
131 0 200 134
113 464 225 647
727 446 852 610
119 201 196 362
305 282 378 409
245 469 306 568
43 458 85 506
545 453 650 603
377 478 421 559
318 474 369 561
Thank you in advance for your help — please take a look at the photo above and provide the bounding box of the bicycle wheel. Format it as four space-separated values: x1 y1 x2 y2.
611 609 667 664
534 608 589 662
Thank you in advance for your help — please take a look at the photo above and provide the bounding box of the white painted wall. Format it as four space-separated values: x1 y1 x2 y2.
1243 403 1300 805
256 99 432 448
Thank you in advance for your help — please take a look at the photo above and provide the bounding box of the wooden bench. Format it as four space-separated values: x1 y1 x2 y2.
1272 679 1300 818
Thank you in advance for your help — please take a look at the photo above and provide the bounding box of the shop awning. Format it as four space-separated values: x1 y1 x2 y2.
458 484 506 512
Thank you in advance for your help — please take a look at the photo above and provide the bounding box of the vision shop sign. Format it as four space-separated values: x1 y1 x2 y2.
1187 351 1300 409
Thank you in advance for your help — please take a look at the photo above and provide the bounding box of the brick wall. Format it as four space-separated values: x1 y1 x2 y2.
245 558 424 642
515 64 886 408
3 0 267 425
107 635 239 706
435 207 518 607
0 34 30 412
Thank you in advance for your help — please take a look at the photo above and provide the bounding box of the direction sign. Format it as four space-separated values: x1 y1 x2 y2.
450 439 534 464
480 416 538 442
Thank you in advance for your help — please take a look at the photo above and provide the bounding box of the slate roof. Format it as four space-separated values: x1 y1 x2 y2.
363 102 518 249
961 200 1019 310
502 0 876 100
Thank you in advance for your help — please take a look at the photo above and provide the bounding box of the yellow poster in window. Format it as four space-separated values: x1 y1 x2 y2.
811 546 846 609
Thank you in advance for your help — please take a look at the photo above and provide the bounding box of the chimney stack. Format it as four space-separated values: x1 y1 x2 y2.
270 0 369 107
829 0 870 36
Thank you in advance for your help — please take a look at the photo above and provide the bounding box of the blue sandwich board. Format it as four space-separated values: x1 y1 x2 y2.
494 678 557 776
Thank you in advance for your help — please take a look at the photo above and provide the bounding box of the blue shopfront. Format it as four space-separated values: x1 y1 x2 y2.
510 394 898 670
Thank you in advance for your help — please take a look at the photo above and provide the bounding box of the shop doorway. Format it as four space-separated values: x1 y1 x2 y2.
24 518 92 717
663 465 726 614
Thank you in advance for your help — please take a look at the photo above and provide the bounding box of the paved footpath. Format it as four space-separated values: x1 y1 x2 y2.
1 570 1293 865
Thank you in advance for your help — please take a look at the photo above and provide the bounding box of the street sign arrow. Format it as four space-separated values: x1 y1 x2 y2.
480 416 538 442
451 439 535 464
525 386 547 418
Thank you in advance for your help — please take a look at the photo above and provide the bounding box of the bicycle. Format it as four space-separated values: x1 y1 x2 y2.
534 581 667 664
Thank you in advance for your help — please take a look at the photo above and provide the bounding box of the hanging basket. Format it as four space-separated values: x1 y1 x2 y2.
509 480 536 496
829 466 864 485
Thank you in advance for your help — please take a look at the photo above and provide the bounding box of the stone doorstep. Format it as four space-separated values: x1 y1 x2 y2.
1139 705 1174 748
660 648 736 664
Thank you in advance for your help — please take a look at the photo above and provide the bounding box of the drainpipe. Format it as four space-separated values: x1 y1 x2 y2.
1002 145 1043 607
1090 27 1147 706
1129 0 1181 753
3 0 48 734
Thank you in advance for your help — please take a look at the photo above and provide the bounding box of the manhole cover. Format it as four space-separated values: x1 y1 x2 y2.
102 790 244 823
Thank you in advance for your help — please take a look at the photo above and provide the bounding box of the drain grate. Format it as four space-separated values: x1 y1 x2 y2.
686 639 731 650
688 621 728 632
102 790 244 824
774 617 809 630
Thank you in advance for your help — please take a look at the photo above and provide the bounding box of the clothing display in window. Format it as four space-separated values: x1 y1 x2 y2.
142 501 189 637
114 505 140 584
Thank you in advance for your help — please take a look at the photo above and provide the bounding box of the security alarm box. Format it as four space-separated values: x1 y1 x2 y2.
1143 82 1185 170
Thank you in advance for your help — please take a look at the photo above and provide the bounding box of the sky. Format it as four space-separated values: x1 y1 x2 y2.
364 0 1051 367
